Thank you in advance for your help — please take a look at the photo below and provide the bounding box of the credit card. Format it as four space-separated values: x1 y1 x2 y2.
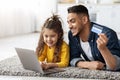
91 24 103 34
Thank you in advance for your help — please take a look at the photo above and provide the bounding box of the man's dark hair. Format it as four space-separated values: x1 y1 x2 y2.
67 5 89 16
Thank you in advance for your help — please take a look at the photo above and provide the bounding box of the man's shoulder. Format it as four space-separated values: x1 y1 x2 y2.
68 30 73 37
68 30 72 35
68 31 78 40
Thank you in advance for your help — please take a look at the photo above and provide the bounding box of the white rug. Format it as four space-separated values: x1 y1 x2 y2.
0 56 120 80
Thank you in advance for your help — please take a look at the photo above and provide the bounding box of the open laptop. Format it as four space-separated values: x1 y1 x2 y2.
15 48 65 74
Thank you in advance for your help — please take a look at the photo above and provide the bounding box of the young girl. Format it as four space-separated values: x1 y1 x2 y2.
36 14 69 70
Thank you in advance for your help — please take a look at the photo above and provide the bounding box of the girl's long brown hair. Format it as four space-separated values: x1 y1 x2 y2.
36 14 64 62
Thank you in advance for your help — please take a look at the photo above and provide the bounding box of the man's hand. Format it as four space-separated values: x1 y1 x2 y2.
96 33 117 70
88 61 105 70
96 33 108 51
77 61 105 70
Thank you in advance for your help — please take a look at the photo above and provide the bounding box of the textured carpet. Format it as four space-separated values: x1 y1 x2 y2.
0 56 120 80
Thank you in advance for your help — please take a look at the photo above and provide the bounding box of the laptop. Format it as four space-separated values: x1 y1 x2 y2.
15 48 65 74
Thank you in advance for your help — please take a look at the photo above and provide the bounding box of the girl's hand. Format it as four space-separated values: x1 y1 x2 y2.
96 33 108 51
40 61 58 70
41 62 52 70
39 61 47 70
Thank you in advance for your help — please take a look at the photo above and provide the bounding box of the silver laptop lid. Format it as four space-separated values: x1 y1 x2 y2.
15 48 44 74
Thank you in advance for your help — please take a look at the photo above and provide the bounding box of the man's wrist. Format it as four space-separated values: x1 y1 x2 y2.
77 61 90 68
99 47 108 52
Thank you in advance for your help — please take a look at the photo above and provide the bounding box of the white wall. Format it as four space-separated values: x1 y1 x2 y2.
0 0 37 37
35 0 58 31
58 4 120 33
58 4 73 33
0 0 58 37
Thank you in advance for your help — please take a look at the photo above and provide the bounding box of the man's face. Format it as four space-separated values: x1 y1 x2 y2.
67 13 84 36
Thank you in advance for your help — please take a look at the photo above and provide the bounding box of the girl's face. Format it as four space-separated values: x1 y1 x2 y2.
43 28 58 48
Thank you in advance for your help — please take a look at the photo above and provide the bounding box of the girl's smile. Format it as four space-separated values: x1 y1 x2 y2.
43 28 58 48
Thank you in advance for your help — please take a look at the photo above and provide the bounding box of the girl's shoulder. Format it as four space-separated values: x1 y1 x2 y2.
62 41 69 47
61 41 69 52
43 44 48 49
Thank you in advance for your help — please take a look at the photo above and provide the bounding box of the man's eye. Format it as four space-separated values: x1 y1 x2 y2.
71 19 75 23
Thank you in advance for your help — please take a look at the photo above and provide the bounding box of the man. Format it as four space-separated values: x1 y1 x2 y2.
67 4 120 71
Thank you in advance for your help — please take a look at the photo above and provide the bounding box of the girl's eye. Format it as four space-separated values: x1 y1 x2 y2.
51 35 55 37
45 35 48 38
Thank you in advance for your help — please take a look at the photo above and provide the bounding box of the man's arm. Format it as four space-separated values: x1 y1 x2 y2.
77 61 105 70
97 32 120 70
68 31 84 66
